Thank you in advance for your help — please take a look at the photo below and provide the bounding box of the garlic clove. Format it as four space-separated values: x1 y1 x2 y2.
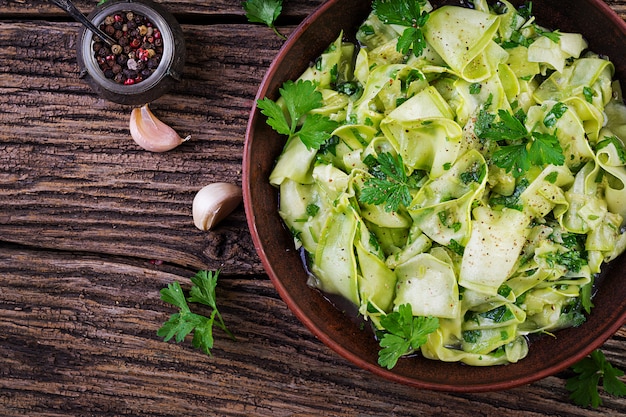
129 104 191 152
192 182 243 231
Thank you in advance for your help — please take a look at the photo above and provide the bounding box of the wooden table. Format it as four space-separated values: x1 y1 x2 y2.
1 0 625 415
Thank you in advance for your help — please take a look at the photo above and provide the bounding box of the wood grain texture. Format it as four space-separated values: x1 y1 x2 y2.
1 1 626 416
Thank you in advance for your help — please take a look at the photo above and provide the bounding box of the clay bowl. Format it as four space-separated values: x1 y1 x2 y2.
243 0 626 392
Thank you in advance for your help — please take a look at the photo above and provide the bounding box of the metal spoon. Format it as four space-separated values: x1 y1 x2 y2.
50 0 118 46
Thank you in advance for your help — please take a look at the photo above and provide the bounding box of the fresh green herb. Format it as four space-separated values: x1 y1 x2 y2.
544 249 587 273
501 30 534 49
528 132 566 167
360 24 375 36
498 284 513 298
581 279 594 314
479 107 565 177
535 26 562 43
448 239 465 256
306 204 320 217
336 81 362 96
243 0 286 40
477 109 528 142
480 305 515 323
158 270 234 355
489 178 529 210
359 152 412 212
405 69 425 85
474 105 496 141
566 350 626 408
319 135 340 157
257 79 340 150
517 1 533 20
492 143 531 177
469 83 482 95
596 135 626 164
559 297 587 328
438 210 461 232
369 232 381 252
372 0 430 57
460 163 487 184
377 304 439 369
583 86 595 103
544 102 568 128
545 171 559 184
462 329 480 344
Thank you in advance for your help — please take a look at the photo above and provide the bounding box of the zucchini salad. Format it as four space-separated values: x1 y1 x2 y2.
259 0 626 367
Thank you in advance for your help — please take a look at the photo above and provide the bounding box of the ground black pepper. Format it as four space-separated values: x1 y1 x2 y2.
93 11 164 85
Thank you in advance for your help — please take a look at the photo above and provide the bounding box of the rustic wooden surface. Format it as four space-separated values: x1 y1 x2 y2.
0 0 625 415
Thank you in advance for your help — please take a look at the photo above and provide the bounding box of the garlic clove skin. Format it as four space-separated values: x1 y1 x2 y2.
192 183 243 231
129 104 191 152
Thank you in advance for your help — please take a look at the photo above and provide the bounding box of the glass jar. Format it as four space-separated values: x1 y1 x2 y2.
76 0 186 105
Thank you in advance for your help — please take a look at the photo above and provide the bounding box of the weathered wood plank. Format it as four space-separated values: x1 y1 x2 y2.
0 20 290 274
0 246 624 416
0 0 324 20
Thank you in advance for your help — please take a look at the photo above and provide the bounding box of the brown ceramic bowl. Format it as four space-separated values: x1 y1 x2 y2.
243 0 626 392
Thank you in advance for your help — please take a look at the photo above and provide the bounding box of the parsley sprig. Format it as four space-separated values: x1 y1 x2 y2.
566 350 626 408
158 270 234 355
373 0 430 57
360 152 416 213
243 0 286 40
476 103 565 177
257 79 340 150
377 304 439 369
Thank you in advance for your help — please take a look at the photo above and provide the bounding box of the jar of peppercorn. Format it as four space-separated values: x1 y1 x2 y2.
77 0 185 105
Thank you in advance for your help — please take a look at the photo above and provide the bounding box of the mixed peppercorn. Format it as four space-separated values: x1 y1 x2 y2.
93 11 163 85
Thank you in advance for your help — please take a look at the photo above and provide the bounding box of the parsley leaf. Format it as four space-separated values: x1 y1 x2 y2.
478 109 527 142
544 102 568 128
377 304 439 369
543 249 587 273
469 83 482 95
529 132 565 167
566 350 626 408
583 86 595 103
493 144 531 178
257 79 340 150
373 0 430 57
298 114 342 150
359 152 412 212
478 107 564 177
158 270 234 355
243 0 285 40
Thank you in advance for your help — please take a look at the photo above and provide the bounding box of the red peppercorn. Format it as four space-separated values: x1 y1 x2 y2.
153 30 161 39
130 38 141 49
137 49 150 61
114 14 123 22
124 78 135 85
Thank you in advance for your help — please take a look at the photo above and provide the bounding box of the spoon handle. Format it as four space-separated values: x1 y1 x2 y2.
50 0 117 46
